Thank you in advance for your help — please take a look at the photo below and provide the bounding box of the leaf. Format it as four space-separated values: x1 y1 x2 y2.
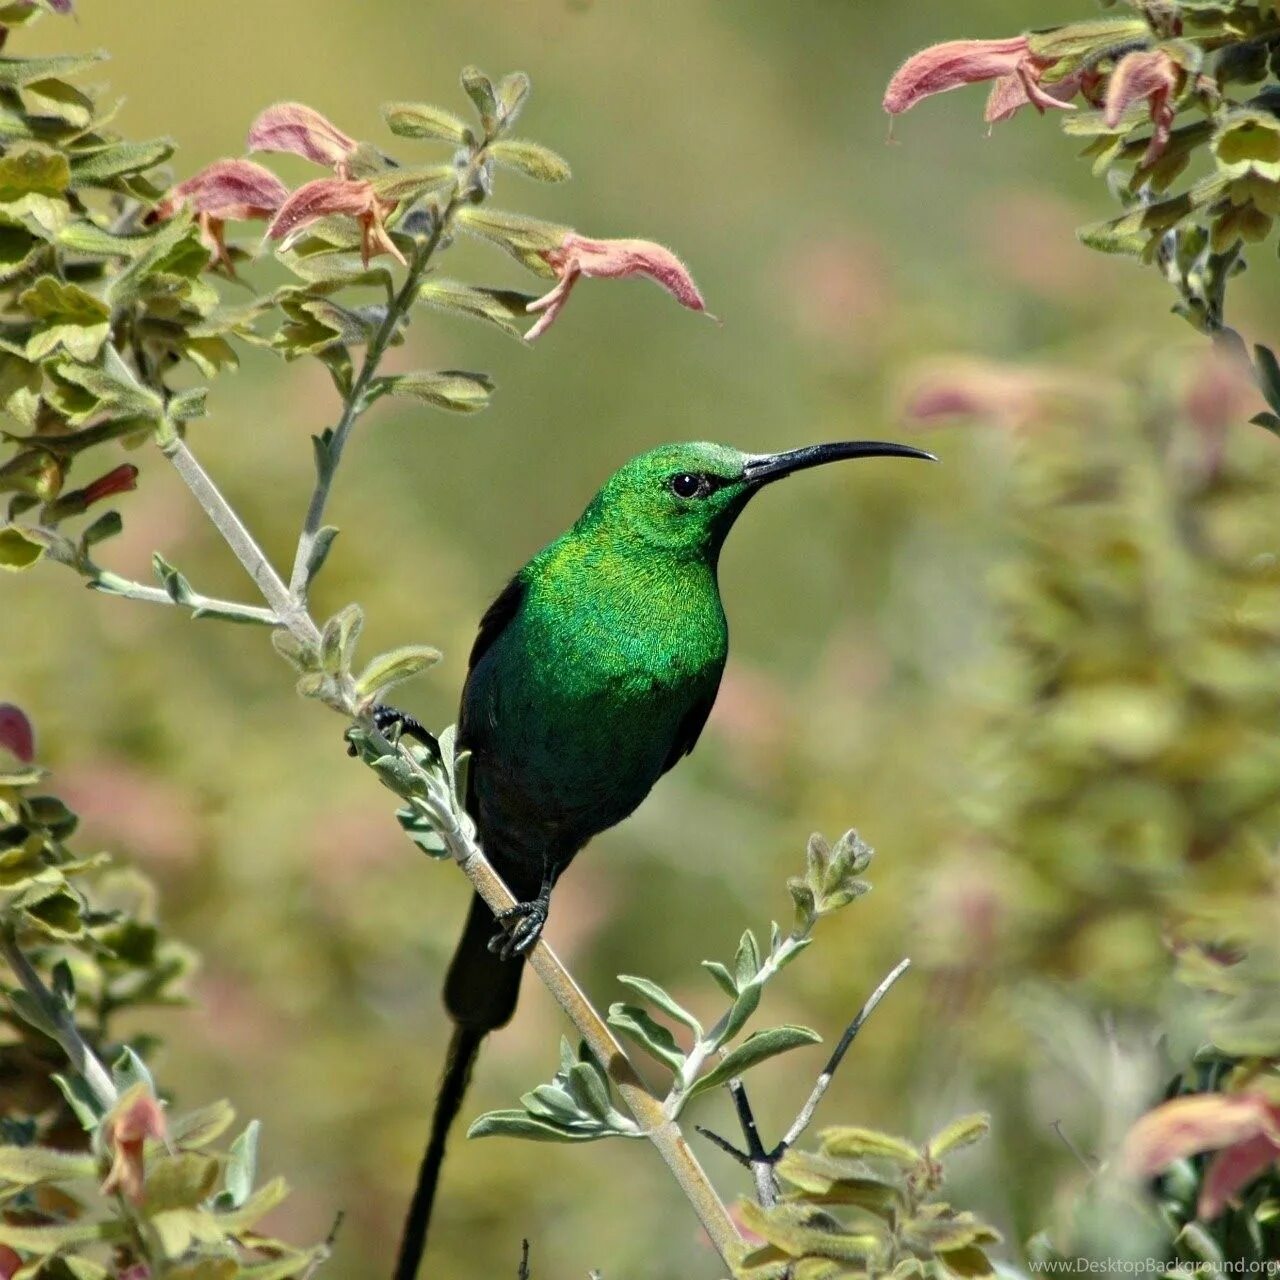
51 1071 101 1129
455 205 569 274
144 1151 221 1212
0 143 68 197
608 1002 686 1072
820 1125 921 1167
702 959 738 998
496 72 532 129
617 974 702 1035
370 163 455 204
377 369 494 413
687 1025 820 1099
0 52 106 88
354 644 443 700
112 1044 155 1095
1255 344 1280 414
0 1144 96 1184
382 101 473 144
734 928 761 988
69 138 173 187
417 278 536 338
0 1217 122 1251
166 1099 236 1149
320 603 363 676
460 65 499 134
488 138 571 183
467 1109 615 1143
0 524 43 569
714 981 762 1049
928 1112 991 1158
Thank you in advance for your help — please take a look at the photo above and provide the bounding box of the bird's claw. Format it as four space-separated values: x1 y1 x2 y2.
488 898 548 960
346 703 438 758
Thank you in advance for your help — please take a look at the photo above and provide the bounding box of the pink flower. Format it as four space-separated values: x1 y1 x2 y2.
264 177 405 268
525 234 710 341
153 159 289 271
883 36 1079 121
0 704 34 764
1119 1093 1280 1219
0 1246 21 1280
247 102 358 176
100 1085 167 1205
1104 49 1182 166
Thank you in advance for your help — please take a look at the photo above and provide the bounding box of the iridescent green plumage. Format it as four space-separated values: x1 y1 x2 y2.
396 437 934 1280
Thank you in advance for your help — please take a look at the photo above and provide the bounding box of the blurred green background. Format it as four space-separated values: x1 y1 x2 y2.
4 1 1280 1275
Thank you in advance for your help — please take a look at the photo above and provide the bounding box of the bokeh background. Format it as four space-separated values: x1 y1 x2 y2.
4 1 1280 1275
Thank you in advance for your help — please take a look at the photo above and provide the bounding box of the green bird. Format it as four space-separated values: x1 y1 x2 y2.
388 438 933 1280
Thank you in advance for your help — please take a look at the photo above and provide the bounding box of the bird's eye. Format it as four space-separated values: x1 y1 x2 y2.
670 472 705 499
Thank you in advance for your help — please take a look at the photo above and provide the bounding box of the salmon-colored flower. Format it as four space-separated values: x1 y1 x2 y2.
100 1084 167 1205
0 704 34 764
264 177 405 268
1118 1092 1280 1219
1105 49 1182 166
884 36 1079 121
525 233 710 341
248 102 358 176
153 159 289 270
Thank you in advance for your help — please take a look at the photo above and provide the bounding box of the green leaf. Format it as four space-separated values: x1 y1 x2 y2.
153 552 194 606
455 205 568 275
701 959 738 997
354 644 443 701
320 603 364 676
0 1217 122 1251
687 1024 820 1098
417 278 536 338
928 1112 991 1158
467 1109 611 1142
0 143 69 198
1025 18 1148 62
1255 344 1280 414
608 1002 686 1072
69 137 173 187
166 1099 236 1149
617 974 702 1035
16 881 84 937
51 1071 101 1129
21 76 94 129
713 981 762 1048
370 163 455 204
382 101 473 144
0 1143 96 1184
495 72 532 130
820 1125 921 1166
112 1044 155 1095
734 929 761 987
460 65 499 134
488 138 571 183
80 509 123 548
20 275 110 361
54 346 164 421
0 52 106 89
378 369 494 413
145 1152 221 1212
0 524 44 569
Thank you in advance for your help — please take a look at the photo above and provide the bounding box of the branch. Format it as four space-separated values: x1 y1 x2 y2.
287 177 476 605
697 957 912 1207
1 926 117 1112
156 428 317 643
775 956 912 1155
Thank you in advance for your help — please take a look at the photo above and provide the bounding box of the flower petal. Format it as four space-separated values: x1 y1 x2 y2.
884 37 1031 115
160 159 289 223
1119 1094 1277 1180
265 177 377 250
0 703 34 764
1104 49 1180 129
1199 1131 1280 1220
248 102 357 173
559 235 707 311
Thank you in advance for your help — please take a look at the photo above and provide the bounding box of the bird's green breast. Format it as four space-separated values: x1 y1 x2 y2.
462 535 727 865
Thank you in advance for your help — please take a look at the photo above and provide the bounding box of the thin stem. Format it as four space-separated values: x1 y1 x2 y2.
89 570 278 625
728 1077 778 1206
158 431 317 643
775 957 912 1155
1 927 117 1111
288 189 469 603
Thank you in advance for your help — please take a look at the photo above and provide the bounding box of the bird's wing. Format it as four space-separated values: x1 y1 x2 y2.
467 573 527 673
660 667 724 776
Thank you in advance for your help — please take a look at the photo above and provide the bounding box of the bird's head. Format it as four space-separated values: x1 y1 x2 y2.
576 439 936 558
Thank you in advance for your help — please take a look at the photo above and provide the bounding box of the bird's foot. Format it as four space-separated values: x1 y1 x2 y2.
488 895 549 960
347 703 439 757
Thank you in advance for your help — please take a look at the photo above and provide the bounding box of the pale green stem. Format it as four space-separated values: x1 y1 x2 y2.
1 927 117 1111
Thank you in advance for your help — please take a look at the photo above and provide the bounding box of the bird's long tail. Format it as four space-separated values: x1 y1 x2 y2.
393 893 527 1280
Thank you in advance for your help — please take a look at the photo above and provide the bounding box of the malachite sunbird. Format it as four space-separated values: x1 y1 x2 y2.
390 437 934 1279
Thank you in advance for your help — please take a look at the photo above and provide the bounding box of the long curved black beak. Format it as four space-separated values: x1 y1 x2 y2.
741 440 936 488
